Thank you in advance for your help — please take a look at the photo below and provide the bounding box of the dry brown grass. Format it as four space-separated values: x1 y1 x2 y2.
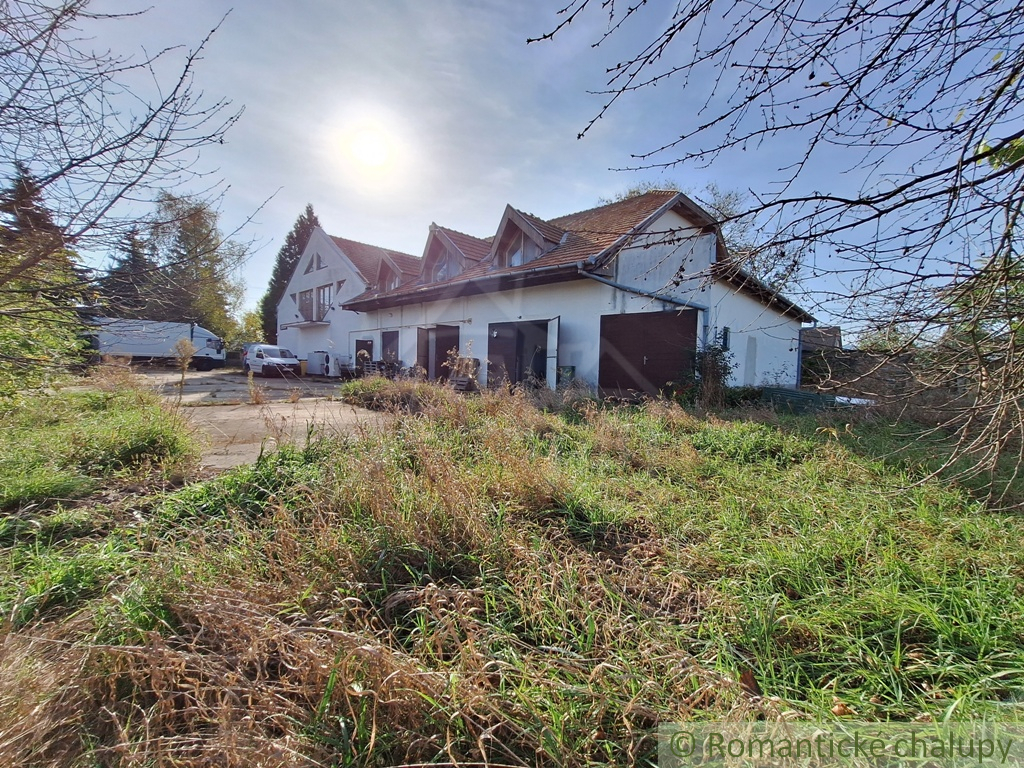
247 372 268 405
0 531 762 767
4 379 1019 765
0 586 451 767
86 360 140 392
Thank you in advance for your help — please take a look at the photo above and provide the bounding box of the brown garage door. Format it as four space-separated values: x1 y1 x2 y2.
599 310 698 396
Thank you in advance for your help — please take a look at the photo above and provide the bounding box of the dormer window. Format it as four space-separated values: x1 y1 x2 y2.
431 249 459 282
498 229 540 268
379 264 401 292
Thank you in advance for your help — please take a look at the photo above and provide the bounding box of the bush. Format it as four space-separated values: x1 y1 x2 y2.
724 385 764 408
339 376 459 414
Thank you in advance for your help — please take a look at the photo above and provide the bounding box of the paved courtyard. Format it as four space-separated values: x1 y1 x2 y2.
138 368 380 469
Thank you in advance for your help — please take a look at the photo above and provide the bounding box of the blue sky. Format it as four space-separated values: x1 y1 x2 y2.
83 1 768 312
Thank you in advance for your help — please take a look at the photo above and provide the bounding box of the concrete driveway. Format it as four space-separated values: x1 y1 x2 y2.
142 368 341 404
138 369 381 469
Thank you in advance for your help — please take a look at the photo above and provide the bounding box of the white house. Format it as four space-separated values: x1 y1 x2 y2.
276 227 420 374
280 191 815 393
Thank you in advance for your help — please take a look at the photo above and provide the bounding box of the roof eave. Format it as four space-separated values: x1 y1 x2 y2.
715 266 816 323
343 262 584 312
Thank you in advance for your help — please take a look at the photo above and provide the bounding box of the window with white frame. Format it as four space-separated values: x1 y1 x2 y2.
316 284 332 321
298 289 314 321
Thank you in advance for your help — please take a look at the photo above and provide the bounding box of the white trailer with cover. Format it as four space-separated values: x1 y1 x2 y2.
84 319 226 370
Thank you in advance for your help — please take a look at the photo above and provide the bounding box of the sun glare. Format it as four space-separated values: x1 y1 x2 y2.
323 108 412 190
349 128 393 169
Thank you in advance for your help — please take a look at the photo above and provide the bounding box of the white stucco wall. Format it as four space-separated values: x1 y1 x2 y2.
342 206 807 388
358 285 788 390
276 228 369 365
703 284 804 386
358 280 631 387
613 209 712 295
612 208 804 386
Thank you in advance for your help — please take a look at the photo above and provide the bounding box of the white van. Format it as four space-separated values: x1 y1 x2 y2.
243 344 301 377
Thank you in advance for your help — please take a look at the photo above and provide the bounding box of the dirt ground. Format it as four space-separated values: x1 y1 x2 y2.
138 369 382 469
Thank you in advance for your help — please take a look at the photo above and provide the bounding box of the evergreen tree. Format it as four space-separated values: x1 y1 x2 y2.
0 164 83 395
0 1 237 394
0 163 61 241
258 204 320 343
98 228 158 318
0 162 70 289
148 193 244 339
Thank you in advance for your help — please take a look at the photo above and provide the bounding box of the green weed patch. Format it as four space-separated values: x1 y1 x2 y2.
0 386 196 510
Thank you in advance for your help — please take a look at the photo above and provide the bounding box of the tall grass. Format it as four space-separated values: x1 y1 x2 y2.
0 373 197 511
1 380 1022 766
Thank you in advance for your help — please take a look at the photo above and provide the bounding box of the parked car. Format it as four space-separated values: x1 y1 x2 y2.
243 344 301 377
240 342 259 372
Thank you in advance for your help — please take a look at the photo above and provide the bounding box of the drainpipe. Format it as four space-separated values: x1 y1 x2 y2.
795 330 803 390
576 269 711 347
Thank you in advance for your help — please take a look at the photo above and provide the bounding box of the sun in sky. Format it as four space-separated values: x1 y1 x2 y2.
324 107 413 191
349 127 394 170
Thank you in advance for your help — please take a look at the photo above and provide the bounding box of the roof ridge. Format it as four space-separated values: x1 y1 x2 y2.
435 224 489 243
547 190 678 226
329 233 419 261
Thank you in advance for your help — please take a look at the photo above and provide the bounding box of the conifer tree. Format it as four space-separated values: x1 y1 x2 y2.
0 162 70 290
147 193 244 339
98 228 158 318
258 204 320 343
0 164 83 394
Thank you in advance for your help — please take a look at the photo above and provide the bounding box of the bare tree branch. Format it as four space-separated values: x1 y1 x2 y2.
535 0 1024 503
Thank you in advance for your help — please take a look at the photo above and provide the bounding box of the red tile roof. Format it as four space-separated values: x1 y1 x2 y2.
389 252 421 277
514 209 566 244
345 191 684 305
329 235 420 283
341 191 813 322
435 226 491 263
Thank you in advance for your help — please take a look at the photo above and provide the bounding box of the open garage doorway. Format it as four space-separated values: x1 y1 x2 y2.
487 317 559 388
416 324 460 381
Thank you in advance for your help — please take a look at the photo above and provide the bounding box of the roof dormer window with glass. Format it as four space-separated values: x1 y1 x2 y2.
378 264 401 292
498 228 540 269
